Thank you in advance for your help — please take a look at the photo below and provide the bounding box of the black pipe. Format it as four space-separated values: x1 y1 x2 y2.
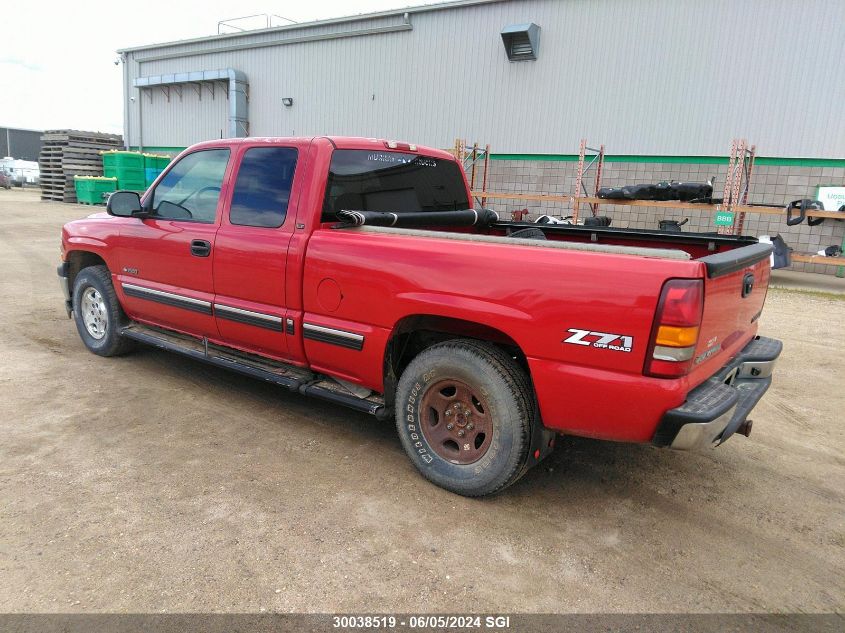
336 208 499 228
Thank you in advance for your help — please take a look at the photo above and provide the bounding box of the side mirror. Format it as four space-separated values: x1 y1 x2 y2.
107 191 146 217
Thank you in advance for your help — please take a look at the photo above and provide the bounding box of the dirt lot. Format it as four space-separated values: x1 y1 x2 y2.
0 188 842 613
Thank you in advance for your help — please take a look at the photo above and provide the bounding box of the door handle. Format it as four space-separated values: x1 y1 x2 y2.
190 239 211 257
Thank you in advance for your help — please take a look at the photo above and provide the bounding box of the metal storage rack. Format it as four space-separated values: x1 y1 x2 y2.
459 137 845 272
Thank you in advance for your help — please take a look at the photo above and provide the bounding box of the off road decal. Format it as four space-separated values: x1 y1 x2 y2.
563 328 633 353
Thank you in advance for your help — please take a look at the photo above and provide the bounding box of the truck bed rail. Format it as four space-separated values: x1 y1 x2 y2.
344 225 691 261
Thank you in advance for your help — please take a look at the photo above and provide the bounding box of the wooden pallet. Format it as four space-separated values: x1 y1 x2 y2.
39 129 123 203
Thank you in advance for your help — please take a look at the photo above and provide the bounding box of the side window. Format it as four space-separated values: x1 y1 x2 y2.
229 147 298 228
151 149 230 223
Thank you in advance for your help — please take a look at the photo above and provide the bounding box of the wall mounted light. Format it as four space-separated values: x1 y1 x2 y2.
282 97 294 107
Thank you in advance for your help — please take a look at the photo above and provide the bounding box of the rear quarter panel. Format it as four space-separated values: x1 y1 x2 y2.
301 229 704 440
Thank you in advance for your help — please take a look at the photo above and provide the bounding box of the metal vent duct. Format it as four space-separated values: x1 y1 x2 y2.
501 23 540 61
134 69 249 138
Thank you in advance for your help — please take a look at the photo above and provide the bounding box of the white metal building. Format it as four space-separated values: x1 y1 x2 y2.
118 0 845 159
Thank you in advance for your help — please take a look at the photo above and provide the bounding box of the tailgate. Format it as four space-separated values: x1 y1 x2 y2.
689 243 773 385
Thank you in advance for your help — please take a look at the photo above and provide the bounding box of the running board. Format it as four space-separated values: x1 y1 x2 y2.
302 382 385 416
119 323 386 417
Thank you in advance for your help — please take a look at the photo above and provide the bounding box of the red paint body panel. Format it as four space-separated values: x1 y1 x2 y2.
527 358 689 442
62 212 120 268
116 219 219 337
60 136 774 444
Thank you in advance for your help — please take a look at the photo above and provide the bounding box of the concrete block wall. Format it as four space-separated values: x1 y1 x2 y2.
471 159 845 276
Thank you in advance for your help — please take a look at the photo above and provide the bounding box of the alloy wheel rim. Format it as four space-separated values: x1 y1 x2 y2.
81 287 108 340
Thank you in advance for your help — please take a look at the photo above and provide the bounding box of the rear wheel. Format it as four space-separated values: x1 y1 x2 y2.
395 339 534 496
72 265 135 357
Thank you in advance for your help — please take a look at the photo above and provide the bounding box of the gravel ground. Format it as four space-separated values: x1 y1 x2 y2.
0 188 842 613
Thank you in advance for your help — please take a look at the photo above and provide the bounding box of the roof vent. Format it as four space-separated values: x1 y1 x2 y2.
501 23 540 61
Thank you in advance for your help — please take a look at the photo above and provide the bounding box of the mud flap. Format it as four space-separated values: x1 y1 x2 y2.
517 413 557 480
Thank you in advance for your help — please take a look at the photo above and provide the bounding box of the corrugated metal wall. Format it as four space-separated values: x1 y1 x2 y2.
135 81 229 146
123 0 845 157
0 128 42 162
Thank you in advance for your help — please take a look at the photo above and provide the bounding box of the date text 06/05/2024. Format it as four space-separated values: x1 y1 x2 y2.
332 615 511 629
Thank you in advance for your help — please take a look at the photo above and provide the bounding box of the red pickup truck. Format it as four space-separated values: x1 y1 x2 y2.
58 136 781 496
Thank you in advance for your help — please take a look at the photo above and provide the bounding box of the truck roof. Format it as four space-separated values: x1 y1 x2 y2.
186 136 455 160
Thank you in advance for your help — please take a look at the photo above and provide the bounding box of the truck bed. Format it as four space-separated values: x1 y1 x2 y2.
485 220 760 261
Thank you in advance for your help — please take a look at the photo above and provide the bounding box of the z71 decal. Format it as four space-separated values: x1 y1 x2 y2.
563 329 633 353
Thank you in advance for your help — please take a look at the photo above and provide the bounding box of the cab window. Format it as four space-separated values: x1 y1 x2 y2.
151 149 230 223
229 147 298 228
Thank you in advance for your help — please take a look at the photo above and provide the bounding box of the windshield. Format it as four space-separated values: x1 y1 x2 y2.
321 150 469 221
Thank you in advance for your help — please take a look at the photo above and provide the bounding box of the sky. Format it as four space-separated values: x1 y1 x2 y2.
0 0 426 135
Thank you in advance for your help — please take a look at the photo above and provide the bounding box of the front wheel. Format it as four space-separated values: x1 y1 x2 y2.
71 265 135 357
395 339 535 497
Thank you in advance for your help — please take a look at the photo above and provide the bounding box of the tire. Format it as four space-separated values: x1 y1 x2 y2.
71 265 135 357
395 339 534 497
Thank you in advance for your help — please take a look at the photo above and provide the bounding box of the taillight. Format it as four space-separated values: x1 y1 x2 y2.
645 279 704 378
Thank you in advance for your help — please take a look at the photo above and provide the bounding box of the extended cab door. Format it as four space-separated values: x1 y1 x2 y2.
115 148 231 338
211 143 303 359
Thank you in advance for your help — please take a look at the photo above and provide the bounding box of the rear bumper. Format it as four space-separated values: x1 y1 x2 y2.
652 336 782 450
57 263 72 317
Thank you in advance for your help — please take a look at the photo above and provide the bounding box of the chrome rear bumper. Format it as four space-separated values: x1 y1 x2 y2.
653 336 782 450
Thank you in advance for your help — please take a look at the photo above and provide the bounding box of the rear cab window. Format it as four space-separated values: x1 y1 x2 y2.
321 150 469 222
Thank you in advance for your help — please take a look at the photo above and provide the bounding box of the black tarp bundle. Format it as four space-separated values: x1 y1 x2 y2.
598 181 713 202
771 234 792 269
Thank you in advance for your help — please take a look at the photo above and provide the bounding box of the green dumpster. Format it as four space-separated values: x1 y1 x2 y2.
102 151 146 190
74 176 118 205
